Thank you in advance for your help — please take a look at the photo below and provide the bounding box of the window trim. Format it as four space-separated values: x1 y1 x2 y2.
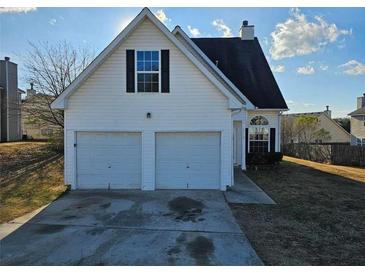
134 50 161 93
248 126 271 153
248 115 271 153
250 115 269 126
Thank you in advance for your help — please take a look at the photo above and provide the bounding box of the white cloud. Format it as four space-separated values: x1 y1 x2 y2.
48 18 57 26
212 19 233 37
0 7 36 14
320 64 329 71
271 64 285 73
270 8 351 60
303 103 315 107
154 9 170 25
187 25 201 38
339 60 365 75
297 65 315 75
286 100 296 106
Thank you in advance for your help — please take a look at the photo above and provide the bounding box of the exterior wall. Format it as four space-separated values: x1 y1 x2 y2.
7 63 21 141
64 18 233 190
0 60 22 142
0 61 7 141
350 115 365 145
317 114 350 143
22 93 59 140
247 110 281 152
232 109 281 169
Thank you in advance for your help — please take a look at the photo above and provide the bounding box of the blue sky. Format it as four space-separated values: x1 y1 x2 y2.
1 7 365 117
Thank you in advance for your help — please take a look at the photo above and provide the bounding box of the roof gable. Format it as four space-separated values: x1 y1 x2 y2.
284 112 350 137
51 8 242 110
172 26 254 109
349 107 365 116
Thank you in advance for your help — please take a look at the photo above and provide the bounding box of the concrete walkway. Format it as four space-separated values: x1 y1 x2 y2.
0 190 263 266
224 168 276 204
0 205 49 240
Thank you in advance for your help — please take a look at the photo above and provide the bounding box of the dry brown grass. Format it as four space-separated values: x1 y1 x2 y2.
284 156 365 183
0 141 57 180
0 157 67 224
230 159 365 265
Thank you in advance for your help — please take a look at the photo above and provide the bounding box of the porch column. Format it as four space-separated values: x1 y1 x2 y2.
241 111 247 170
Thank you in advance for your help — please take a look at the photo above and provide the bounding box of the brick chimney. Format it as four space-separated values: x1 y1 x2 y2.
239 20 254 40
357 93 365 109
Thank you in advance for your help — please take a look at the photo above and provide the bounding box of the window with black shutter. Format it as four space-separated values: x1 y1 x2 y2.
126 49 135 93
161 50 170 93
270 128 276 152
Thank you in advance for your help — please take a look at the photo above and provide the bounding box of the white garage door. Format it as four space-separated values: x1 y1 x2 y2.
76 132 141 189
156 132 221 189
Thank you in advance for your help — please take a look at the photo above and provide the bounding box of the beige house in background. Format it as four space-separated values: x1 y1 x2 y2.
349 93 365 146
21 84 59 140
283 106 350 144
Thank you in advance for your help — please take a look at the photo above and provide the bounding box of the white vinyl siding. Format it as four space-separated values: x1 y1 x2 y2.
64 18 232 190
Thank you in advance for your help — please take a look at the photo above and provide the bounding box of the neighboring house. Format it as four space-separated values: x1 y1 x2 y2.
0 57 24 142
51 8 287 190
283 106 351 144
349 93 365 146
22 83 59 140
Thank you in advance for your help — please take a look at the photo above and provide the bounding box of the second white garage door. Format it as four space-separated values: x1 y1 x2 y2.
156 132 221 189
76 132 141 189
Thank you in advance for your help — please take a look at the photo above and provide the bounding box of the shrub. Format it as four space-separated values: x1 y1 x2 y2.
247 152 283 165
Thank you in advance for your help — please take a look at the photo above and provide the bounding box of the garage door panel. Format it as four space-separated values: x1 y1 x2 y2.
76 132 141 189
156 132 220 189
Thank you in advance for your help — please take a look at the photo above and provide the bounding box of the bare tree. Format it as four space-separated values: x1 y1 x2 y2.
23 41 94 129
295 115 331 143
281 116 296 145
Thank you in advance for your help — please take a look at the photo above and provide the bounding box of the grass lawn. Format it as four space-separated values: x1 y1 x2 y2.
230 156 365 265
0 141 58 181
0 157 67 224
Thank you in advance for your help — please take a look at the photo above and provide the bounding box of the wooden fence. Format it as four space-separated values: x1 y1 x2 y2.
282 143 365 167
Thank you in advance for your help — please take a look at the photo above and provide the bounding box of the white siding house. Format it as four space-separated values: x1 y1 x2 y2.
52 8 287 191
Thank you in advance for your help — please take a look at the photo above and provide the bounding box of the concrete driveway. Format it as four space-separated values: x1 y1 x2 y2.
0 190 262 265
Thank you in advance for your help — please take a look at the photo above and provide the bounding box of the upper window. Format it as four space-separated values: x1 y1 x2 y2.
136 51 159 93
250 116 269 126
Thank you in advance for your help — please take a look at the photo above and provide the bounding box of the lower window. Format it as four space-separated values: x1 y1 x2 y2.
249 127 269 153
137 73 159 92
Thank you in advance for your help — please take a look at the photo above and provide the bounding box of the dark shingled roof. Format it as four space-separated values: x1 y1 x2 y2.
349 107 365 116
191 37 287 109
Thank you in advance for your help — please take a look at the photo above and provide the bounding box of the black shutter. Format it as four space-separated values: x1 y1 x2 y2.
161 50 170 93
126 50 135 93
270 128 276 152
245 128 249 157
